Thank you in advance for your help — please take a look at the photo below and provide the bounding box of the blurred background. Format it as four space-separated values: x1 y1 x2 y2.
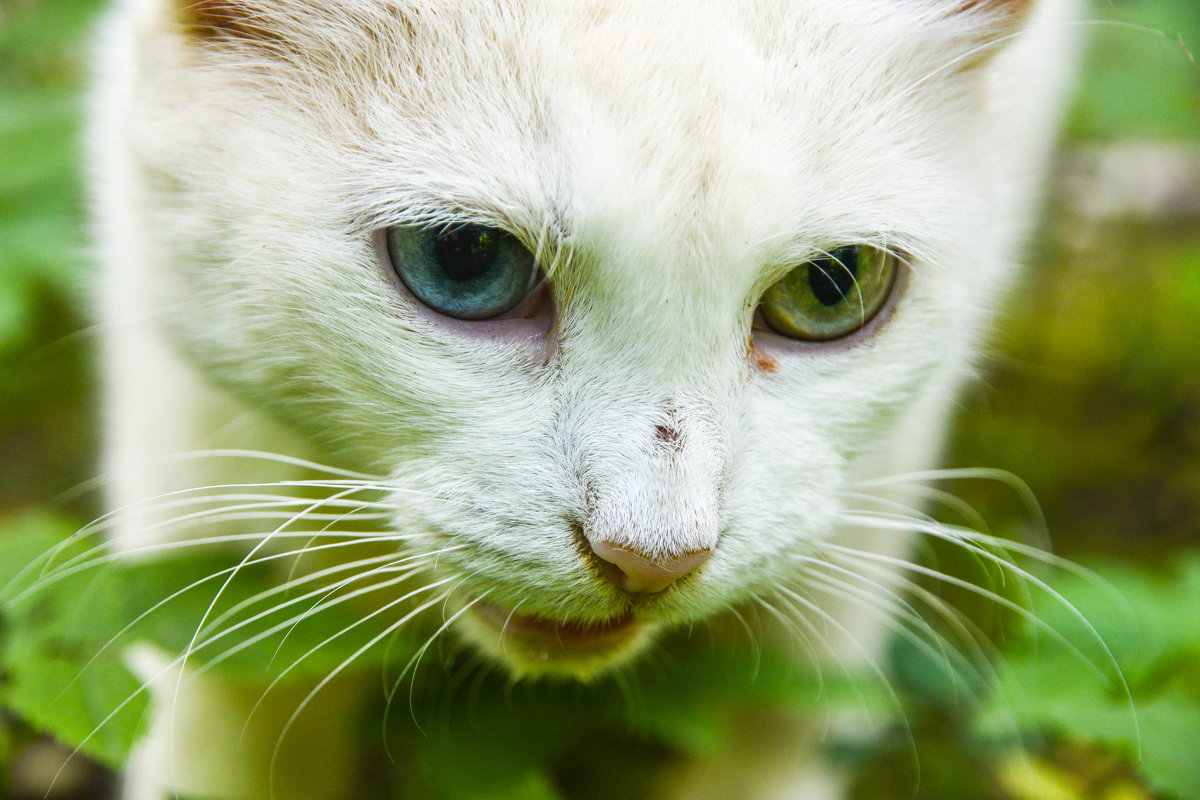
1 0 1198 798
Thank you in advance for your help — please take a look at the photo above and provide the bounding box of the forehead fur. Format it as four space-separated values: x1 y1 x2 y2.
161 0 1015 262
181 0 1030 41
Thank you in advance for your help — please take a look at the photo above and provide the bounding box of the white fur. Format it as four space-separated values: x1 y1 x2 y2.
92 0 1081 797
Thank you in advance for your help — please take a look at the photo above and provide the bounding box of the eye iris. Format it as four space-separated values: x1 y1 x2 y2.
387 224 537 320
758 245 898 341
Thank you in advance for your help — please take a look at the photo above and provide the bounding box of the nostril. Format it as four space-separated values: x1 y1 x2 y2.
588 539 711 594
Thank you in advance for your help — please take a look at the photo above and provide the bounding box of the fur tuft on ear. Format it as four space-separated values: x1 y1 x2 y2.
953 0 1035 28
958 0 1033 12
180 0 276 41
958 0 1037 28
946 0 1038 65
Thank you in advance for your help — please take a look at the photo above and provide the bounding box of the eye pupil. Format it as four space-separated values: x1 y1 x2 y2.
808 247 859 307
434 227 500 283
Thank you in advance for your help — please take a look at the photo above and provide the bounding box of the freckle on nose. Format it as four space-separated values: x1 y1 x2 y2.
654 423 681 449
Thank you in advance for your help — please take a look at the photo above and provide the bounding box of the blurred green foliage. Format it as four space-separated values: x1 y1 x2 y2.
1 0 1199 799
0 0 97 340
1069 0 1200 141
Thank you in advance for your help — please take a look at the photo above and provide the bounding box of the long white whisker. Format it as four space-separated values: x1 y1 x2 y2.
841 488 991 540
842 510 1116 597
818 539 1132 721
168 484 380 777
265 547 466 667
70 477 399 539
52 539 417 699
772 583 920 782
823 550 1039 756
264 582 457 797
750 593 825 691
799 568 973 696
10 529 429 609
393 587 488 727
203 543 463 645
852 467 1047 548
211 563 444 679
143 449 385 482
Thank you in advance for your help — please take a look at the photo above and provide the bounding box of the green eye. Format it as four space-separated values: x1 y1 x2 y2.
758 245 899 341
386 224 538 320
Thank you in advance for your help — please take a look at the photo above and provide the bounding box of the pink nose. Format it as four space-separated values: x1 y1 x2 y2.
589 540 712 593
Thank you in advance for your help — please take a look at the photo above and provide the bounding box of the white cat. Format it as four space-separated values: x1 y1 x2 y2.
91 0 1081 797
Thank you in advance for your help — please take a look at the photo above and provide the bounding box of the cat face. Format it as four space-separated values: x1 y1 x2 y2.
120 0 1066 676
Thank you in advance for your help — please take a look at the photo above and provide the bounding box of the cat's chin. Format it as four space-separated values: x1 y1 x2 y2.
457 600 658 680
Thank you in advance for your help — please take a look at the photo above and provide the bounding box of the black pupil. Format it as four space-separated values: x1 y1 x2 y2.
808 247 859 306
433 226 501 282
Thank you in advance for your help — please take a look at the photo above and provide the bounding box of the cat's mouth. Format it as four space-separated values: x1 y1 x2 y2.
460 600 655 678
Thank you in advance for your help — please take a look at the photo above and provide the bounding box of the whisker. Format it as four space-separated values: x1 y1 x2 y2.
142 449 386 482
265 583 458 797
72 478 398 538
53 539 421 698
496 597 529 658
393 586 487 730
749 593 825 692
26 483 398 589
11 529 418 607
843 510 1115 594
817 540 1132 716
213 564 440 680
841 488 990 540
169 484 385 764
822 552 1040 755
49 448 392 508
265 547 467 667
771 583 921 783
852 467 1047 549
725 603 764 681
838 510 1017 600
798 566 974 697
769 582 917 772
207 550 413 636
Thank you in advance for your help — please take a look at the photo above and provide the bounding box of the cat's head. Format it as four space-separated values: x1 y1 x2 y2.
106 0 1074 677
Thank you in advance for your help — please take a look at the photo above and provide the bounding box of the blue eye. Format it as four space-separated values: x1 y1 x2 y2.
386 224 538 320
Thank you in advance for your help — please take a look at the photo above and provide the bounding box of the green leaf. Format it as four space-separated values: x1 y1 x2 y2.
0 517 416 767
3 628 148 769
978 556 1200 798
0 513 150 767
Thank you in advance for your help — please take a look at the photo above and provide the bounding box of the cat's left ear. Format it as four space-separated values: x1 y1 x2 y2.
955 0 1033 22
946 0 1039 63
959 0 1031 9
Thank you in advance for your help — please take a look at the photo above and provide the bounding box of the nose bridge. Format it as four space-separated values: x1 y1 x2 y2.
553 264 741 587
558 241 745 386
575 388 729 562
